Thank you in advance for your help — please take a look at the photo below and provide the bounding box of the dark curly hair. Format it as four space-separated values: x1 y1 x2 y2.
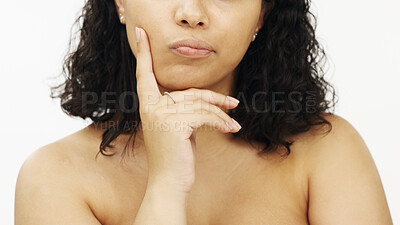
50 0 337 160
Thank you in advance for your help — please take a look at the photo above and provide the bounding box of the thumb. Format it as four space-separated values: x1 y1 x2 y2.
135 27 161 104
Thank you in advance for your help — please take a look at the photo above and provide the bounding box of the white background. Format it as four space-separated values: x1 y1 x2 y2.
1 0 399 224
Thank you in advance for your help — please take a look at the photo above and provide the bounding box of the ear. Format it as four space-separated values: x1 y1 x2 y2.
114 0 125 24
114 0 125 15
256 1 274 32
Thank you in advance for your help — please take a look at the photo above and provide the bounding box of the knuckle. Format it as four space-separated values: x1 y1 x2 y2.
193 98 204 107
149 107 166 121
199 108 210 115
203 90 218 103
208 103 223 114
185 88 198 99
184 88 196 96
216 116 226 128
203 89 213 97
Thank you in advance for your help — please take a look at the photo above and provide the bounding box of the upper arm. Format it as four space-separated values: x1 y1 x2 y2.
15 146 102 225
306 115 393 225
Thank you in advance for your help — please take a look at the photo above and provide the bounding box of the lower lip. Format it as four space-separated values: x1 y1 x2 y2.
171 47 212 58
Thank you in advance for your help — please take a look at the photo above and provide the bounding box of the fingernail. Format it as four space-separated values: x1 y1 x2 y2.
135 27 141 43
231 118 242 130
227 96 240 104
225 121 233 130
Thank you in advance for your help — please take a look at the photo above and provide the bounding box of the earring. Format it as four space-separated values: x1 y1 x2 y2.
119 13 125 23
252 32 258 42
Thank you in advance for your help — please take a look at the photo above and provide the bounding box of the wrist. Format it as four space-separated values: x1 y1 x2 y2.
147 175 193 194
143 182 189 213
134 179 189 224
146 179 191 198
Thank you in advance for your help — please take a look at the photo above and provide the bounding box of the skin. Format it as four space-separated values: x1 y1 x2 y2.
14 115 394 224
14 0 393 224
119 0 267 96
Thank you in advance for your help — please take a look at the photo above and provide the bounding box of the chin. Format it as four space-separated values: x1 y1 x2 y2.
157 81 205 92
154 71 210 91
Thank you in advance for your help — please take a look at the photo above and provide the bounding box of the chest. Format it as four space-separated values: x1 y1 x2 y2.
86 153 309 225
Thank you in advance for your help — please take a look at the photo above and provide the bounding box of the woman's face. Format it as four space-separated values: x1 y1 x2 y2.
115 0 267 92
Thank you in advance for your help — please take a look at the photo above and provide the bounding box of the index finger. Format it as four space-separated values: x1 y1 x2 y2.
135 27 162 104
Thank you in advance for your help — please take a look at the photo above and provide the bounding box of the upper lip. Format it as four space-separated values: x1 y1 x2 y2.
169 38 214 52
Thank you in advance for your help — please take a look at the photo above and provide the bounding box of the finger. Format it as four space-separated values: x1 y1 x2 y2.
168 99 242 131
135 27 161 104
168 88 240 109
192 99 241 131
178 112 238 134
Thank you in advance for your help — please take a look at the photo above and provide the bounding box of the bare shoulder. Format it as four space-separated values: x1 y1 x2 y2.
15 130 102 225
300 113 379 170
297 113 393 224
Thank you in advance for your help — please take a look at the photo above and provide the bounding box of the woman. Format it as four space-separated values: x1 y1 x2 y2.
15 0 393 224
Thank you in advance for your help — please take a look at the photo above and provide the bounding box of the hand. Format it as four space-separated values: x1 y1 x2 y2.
134 27 241 194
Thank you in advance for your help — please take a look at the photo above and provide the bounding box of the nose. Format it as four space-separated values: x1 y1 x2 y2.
174 0 209 29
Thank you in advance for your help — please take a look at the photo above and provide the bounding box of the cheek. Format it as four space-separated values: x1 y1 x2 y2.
217 31 252 73
124 2 164 56
213 10 258 73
